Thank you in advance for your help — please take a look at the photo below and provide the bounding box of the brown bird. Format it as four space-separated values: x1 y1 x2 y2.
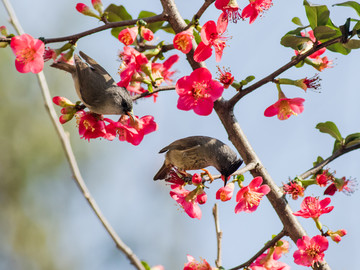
51 51 133 116
153 136 243 185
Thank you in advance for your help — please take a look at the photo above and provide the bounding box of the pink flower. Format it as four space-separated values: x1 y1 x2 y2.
173 28 194 54
282 181 305 200
152 54 179 85
295 30 326 59
192 173 202 185
193 16 229 62
235 176 270 213
312 56 333 71
273 240 290 260
215 0 242 23
316 171 330 187
264 90 305 120
324 176 356 196
250 252 290 270
108 115 158 146
141 27 154 41
43 47 58 62
127 82 158 102
76 111 110 141
118 27 138 46
217 66 234 89
10 34 45 74
216 182 235 201
170 185 202 219
295 74 321 92
293 235 329 267
242 0 273 24
327 229 347 243
176 67 224 116
76 3 100 19
183 255 213 270
293 196 334 219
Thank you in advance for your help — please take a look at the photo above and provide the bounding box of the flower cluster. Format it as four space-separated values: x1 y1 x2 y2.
118 25 154 46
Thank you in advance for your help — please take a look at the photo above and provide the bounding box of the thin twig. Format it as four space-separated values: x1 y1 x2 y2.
299 143 360 180
212 203 222 268
1 1 145 269
194 0 215 22
132 85 176 101
228 36 343 108
203 162 257 182
228 229 286 270
0 13 167 44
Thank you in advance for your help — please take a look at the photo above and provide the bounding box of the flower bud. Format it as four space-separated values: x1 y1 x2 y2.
91 0 104 15
53 96 75 107
192 173 202 185
59 114 74 124
141 27 154 41
76 3 101 20
197 191 207 204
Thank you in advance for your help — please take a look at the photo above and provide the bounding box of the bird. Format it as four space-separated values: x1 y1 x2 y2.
153 136 243 186
51 51 133 116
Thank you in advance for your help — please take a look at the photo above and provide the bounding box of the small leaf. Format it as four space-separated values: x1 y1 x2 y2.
285 26 308 36
105 4 133 39
326 42 352 54
245 75 255 83
161 23 175 34
313 156 324 167
193 29 201 44
141 261 151 270
304 0 330 29
313 25 338 40
316 121 343 142
333 1 360 17
345 132 360 147
280 35 311 49
292 17 303 26
138 11 164 33
343 39 360 49
332 140 342 153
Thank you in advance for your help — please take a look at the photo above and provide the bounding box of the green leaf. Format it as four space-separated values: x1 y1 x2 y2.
138 11 164 33
105 4 133 39
193 29 201 44
141 261 151 270
332 140 342 153
316 121 343 142
345 132 360 147
161 23 175 34
285 26 309 36
333 1 360 17
313 25 338 40
343 39 360 48
292 17 303 26
245 75 255 83
327 42 352 54
280 35 311 49
313 156 324 167
304 0 330 29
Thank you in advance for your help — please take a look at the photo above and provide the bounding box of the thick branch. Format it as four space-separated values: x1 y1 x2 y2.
229 230 286 270
300 143 360 180
1 1 145 269
228 36 343 108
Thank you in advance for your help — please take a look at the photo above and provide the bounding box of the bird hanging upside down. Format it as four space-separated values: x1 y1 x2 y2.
153 136 243 186
51 51 133 117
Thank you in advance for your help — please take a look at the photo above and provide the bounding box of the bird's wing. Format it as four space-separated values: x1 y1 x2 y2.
159 137 204 153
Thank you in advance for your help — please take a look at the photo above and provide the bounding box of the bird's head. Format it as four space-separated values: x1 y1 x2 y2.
220 158 243 186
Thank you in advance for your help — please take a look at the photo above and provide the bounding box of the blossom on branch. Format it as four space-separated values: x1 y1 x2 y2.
10 33 45 74
293 196 334 220
235 176 270 213
170 185 202 219
173 28 194 54
282 180 305 200
193 16 229 62
250 252 290 270
295 30 326 59
216 182 235 201
215 0 242 23
217 66 234 89
118 27 138 46
183 255 213 270
293 235 329 267
176 67 224 116
242 0 273 24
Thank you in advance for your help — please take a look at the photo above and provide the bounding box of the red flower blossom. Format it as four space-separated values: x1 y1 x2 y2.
192 173 203 185
324 176 356 196
43 47 58 62
193 16 229 62
250 252 290 270
197 191 207 205
296 74 321 92
140 27 154 41
312 56 333 71
293 196 334 219
75 111 111 141
107 115 158 146
164 169 187 185
215 0 242 23
118 27 138 46
264 89 305 120
293 235 328 267
242 0 273 24
316 171 330 187
217 66 234 89
176 67 224 116
216 182 235 201
273 240 290 260
170 185 202 219
173 28 194 54
10 34 45 74
295 30 326 59
152 54 179 85
235 176 270 213
183 255 213 270
283 181 305 200
327 229 347 243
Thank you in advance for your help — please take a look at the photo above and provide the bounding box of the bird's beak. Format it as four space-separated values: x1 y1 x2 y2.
127 110 135 122
222 175 229 187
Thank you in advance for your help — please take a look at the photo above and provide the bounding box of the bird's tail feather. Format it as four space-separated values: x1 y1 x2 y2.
51 62 76 74
153 163 172 180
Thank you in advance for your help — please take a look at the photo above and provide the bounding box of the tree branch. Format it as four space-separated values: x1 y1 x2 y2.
228 229 286 270
2 1 145 269
132 85 176 101
228 36 343 108
212 203 223 268
299 143 360 180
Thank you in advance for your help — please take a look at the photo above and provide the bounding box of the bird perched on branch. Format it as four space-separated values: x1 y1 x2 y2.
51 51 133 116
153 136 243 185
